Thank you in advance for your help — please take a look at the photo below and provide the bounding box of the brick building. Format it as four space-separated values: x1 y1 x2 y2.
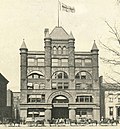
20 26 100 122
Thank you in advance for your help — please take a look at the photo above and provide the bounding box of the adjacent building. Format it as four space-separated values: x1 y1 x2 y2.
13 92 20 121
103 83 120 120
20 26 101 122
0 73 9 121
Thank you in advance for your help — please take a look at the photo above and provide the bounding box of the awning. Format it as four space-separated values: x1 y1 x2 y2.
29 95 42 98
81 72 86 75
56 96 67 100
39 112 45 116
27 83 33 87
26 117 33 122
29 95 36 98
28 112 39 114
28 71 44 76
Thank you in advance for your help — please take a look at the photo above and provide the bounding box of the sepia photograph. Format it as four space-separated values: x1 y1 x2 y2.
0 0 120 128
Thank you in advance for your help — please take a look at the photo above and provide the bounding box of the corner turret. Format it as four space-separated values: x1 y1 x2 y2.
91 40 99 52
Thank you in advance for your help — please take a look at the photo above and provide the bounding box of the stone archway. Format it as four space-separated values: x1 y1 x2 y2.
47 91 74 119
47 90 74 103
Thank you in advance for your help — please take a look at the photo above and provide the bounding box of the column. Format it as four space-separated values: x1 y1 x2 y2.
115 106 118 119
20 109 27 123
93 107 100 121
69 108 76 120
45 108 51 122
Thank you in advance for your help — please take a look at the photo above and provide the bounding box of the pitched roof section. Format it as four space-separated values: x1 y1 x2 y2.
50 26 69 40
92 40 99 50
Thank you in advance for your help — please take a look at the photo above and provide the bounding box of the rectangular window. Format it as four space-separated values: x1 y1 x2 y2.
58 82 62 89
75 59 82 67
38 59 44 66
52 59 58 66
76 83 81 89
80 97 84 102
28 94 45 103
85 97 89 102
85 59 92 66
64 82 69 89
28 58 35 66
61 59 68 66
109 107 113 116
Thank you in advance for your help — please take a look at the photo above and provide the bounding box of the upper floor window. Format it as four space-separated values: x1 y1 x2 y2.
85 59 92 66
28 58 35 66
62 46 67 55
37 59 44 66
52 95 69 103
27 94 45 103
28 73 40 79
52 82 69 89
81 72 86 79
76 96 93 103
75 71 92 80
75 59 82 66
52 59 59 66
28 73 44 79
61 59 68 66
58 46 62 54
52 71 68 79
76 83 88 89
53 46 57 54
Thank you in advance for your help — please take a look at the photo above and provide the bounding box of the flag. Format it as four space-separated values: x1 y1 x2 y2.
59 2 75 13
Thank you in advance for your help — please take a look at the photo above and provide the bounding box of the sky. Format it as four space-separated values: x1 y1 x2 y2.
0 0 120 91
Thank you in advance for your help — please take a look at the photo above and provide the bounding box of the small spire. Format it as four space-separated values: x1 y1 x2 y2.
20 39 27 49
92 40 99 51
69 31 74 39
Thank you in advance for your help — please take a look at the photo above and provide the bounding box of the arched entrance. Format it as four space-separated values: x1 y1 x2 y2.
52 95 69 119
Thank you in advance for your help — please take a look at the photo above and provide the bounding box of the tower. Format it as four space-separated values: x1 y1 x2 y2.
44 29 52 89
91 40 100 120
20 39 28 90
68 32 75 89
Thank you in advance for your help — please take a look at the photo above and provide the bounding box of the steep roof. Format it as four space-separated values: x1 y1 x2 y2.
50 26 69 40
20 39 27 49
0 73 9 84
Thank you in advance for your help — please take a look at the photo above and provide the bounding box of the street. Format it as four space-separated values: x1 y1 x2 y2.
0 124 120 129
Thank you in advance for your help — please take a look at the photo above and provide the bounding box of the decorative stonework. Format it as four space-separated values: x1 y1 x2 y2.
47 90 74 103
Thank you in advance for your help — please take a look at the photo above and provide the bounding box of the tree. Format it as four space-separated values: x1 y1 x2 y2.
99 21 120 84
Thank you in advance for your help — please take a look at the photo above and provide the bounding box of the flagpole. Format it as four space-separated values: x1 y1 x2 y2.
58 0 60 27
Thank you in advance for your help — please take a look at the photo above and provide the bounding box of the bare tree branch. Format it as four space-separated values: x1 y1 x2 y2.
100 57 120 65
99 40 120 56
105 21 120 44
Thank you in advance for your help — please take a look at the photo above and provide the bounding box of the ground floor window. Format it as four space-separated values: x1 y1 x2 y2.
27 108 45 118
76 108 93 118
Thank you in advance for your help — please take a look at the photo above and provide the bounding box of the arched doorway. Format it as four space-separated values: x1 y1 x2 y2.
52 95 69 119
